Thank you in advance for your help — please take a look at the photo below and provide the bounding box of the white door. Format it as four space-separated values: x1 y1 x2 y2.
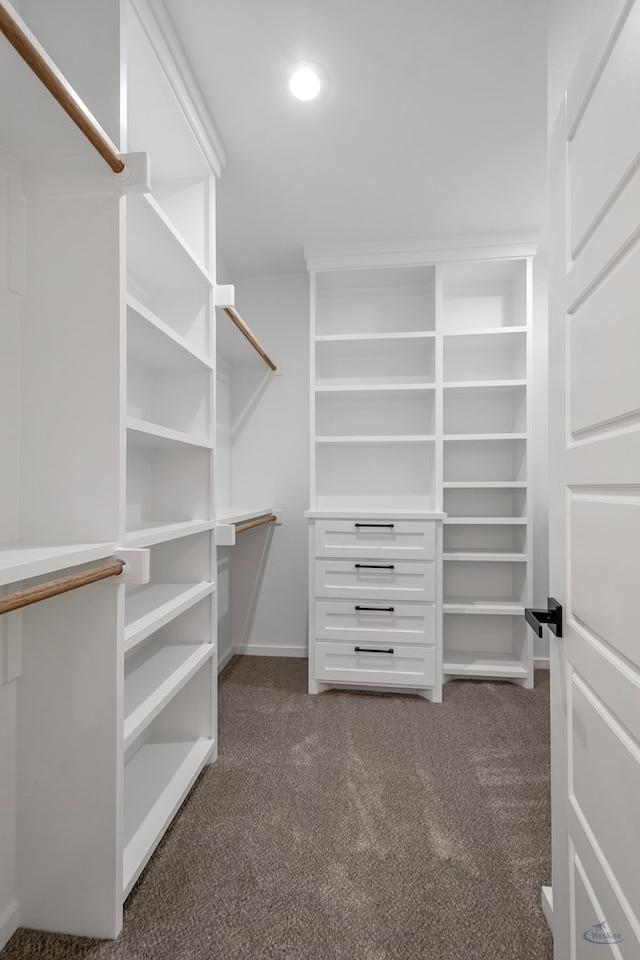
548 1 640 956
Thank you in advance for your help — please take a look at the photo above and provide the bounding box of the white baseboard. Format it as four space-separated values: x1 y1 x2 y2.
541 886 553 931
534 657 550 670
233 644 308 659
217 648 235 672
0 901 20 951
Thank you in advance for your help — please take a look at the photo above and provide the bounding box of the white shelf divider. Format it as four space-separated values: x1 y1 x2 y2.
443 601 525 615
442 654 528 679
0 541 116 588
127 193 213 295
124 643 214 749
443 433 527 441
124 582 215 652
123 737 215 897
315 331 437 343
125 521 215 549
443 551 528 562
315 383 436 393
443 379 527 389
315 435 436 444
127 296 213 371
127 417 214 450
444 517 527 525
443 481 527 488
443 326 528 338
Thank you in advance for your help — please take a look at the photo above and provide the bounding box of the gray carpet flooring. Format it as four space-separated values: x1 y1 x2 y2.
2 656 552 960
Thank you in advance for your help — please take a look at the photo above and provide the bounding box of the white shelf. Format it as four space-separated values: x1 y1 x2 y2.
315 435 436 444
127 417 213 450
443 600 525 615
444 551 527 562
0 541 116 588
315 332 436 343
127 297 213 371
125 521 215 549
125 582 215 652
443 433 527 442
443 327 528 338
127 193 213 294
304 508 447 520
443 482 527 489
216 506 276 525
315 383 436 393
443 379 527 389
124 643 214 749
315 378 435 390
444 517 527 525
442 654 528 679
123 737 215 897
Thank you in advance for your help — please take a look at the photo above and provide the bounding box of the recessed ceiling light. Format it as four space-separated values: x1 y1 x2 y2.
289 61 326 101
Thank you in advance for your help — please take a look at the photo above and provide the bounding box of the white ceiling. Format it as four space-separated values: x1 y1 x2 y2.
163 0 548 277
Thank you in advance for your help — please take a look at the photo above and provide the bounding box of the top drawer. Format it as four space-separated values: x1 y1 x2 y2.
314 519 436 560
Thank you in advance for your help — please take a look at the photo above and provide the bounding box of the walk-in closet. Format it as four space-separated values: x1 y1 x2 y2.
1 1 638 959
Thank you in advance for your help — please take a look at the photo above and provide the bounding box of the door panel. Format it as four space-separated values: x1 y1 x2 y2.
569 246 640 434
569 673 640 909
570 498 640 669
568 0 640 251
550 1 640 954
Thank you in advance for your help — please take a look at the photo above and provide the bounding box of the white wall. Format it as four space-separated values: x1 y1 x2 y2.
0 149 22 949
217 274 310 659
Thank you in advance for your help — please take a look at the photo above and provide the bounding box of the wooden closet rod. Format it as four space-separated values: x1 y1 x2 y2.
223 308 277 372
0 6 125 174
0 559 124 616
235 514 277 534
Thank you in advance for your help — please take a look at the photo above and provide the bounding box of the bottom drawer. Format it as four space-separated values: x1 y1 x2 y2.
314 641 436 688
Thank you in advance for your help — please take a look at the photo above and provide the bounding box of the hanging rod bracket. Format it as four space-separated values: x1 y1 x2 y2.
113 548 150 584
216 511 282 547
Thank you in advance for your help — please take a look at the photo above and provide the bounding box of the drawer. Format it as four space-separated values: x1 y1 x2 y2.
314 519 436 560
314 559 435 602
314 641 436 688
315 601 436 645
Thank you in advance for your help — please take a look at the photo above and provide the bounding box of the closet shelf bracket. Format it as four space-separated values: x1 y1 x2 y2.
216 511 282 547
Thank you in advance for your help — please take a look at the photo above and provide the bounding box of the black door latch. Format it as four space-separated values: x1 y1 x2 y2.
525 598 563 638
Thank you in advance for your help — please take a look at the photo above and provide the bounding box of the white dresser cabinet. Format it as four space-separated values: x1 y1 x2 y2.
306 514 443 702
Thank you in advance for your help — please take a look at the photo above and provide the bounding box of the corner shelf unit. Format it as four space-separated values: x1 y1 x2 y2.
306 247 534 689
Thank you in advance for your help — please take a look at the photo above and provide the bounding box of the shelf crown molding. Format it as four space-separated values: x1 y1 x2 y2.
304 235 538 272
130 0 226 178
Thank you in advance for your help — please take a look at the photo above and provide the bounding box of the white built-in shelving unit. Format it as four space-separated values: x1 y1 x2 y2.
312 266 438 512
305 245 534 696
306 261 444 702
440 259 533 686
0 0 223 939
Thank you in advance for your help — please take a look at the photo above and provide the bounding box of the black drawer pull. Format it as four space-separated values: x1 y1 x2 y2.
355 646 394 654
355 605 395 613
354 523 395 528
354 563 395 570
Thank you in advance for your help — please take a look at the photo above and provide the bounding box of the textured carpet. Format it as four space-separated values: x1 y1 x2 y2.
2 657 552 960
